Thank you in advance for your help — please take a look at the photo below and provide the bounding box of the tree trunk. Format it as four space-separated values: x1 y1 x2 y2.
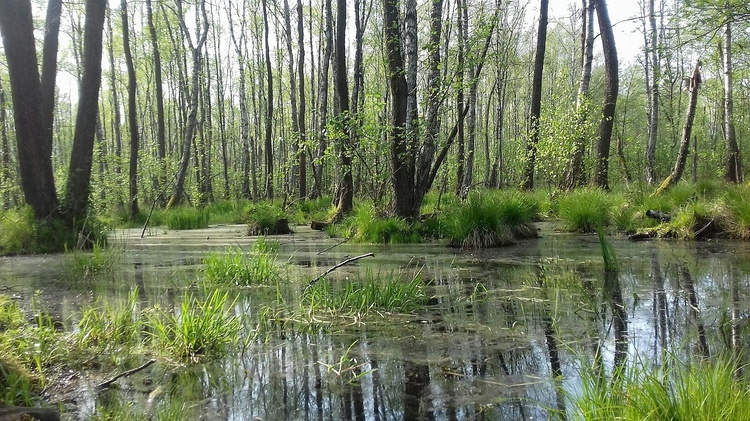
655 61 702 194
297 0 307 199
227 0 252 199
146 0 167 194
168 0 209 208
312 0 333 199
106 10 123 169
120 0 139 218
522 0 549 191
332 0 353 219
384 0 414 219
723 6 742 183
564 0 594 190
0 0 60 219
261 0 274 199
645 0 660 185
283 0 300 196
592 0 619 189
41 0 63 158
63 0 107 220
455 0 466 194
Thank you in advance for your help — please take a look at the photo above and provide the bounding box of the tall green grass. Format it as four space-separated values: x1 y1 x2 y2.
64 242 121 279
341 205 421 244
441 190 540 247
75 289 141 351
203 238 280 285
161 206 210 230
145 289 241 362
722 185 750 239
570 356 750 420
304 272 427 314
558 189 612 232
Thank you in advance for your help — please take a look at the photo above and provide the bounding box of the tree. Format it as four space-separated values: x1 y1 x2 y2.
146 0 167 194
722 2 742 183
261 0 274 200
592 0 618 189
522 0 549 190
120 0 140 218
644 0 660 185
656 61 702 194
297 0 308 199
332 0 353 219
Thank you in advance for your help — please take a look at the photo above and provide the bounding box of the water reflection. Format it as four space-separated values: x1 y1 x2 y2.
3 229 750 419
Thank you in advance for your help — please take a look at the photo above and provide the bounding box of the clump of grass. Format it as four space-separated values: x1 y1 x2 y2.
570 356 750 420
245 202 291 235
0 207 36 255
64 241 121 279
558 188 611 232
304 271 427 314
203 238 280 285
342 205 421 244
162 206 210 230
721 185 750 239
74 289 141 351
441 190 539 247
291 195 335 224
145 289 241 362
0 295 39 405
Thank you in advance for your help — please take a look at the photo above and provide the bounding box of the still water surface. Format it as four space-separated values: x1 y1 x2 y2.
1 223 748 420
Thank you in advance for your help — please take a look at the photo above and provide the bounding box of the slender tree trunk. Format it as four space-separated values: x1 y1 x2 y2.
333 0 353 219
0 79 12 209
723 6 742 183
522 0 548 190
283 0 300 196
261 0 274 199
106 10 123 167
592 0 618 189
564 0 594 190
41 0 62 158
297 0 307 199
455 0 466 193
656 61 702 194
146 0 167 194
121 0 140 218
64 0 107 220
227 0 252 199
645 0 660 185
168 0 209 207
312 0 333 199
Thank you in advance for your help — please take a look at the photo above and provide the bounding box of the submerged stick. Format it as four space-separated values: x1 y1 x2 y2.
306 252 375 290
317 237 350 255
97 359 156 389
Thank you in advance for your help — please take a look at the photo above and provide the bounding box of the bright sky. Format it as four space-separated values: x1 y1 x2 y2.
551 0 645 65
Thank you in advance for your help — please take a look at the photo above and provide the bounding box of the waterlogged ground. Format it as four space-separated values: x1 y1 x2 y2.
2 222 750 420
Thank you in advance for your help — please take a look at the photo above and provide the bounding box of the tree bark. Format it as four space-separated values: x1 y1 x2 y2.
332 0 353 219
63 0 107 220
297 0 308 199
261 0 274 199
121 0 140 218
723 5 742 183
283 0 300 196
106 10 123 168
0 0 60 219
522 0 549 191
168 0 209 208
41 0 63 158
312 0 333 199
146 0 167 193
645 0 660 185
655 61 702 194
592 0 619 189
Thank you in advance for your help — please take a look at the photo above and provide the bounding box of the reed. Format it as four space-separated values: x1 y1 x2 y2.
162 206 210 230
203 238 280 285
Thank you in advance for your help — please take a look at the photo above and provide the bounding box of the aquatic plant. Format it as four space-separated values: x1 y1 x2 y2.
203 238 280 285
341 205 421 244
570 356 750 420
245 202 292 235
64 241 121 279
441 190 539 247
596 227 618 272
145 289 241 362
721 185 750 239
162 206 210 230
558 188 611 232
75 289 142 351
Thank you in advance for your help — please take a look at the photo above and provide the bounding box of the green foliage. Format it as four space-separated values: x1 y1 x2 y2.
290 195 335 224
721 184 750 239
203 238 280 286
570 356 750 421
597 227 619 272
0 295 38 405
304 272 427 314
0 207 36 254
161 206 210 230
245 202 290 235
440 190 540 247
145 289 241 362
558 189 611 232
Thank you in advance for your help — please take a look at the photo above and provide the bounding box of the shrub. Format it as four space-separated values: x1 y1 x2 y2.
246 203 292 235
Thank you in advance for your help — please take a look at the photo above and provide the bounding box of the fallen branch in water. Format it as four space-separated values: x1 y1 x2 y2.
97 359 156 389
317 236 350 255
305 253 375 290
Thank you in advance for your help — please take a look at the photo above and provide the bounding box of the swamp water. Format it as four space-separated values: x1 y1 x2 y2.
1 223 749 420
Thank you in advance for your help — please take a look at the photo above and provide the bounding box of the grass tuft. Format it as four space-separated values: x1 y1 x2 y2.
558 189 611 232
162 206 210 230
203 238 280 285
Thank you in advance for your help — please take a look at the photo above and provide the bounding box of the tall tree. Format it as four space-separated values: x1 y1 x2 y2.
120 0 140 218
333 0 353 219
283 0 300 196
0 0 61 219
656 61 702 194
296 0 307 199
592 0 618 189
167 0 209 207
312 0 333 198
41 0 63 156
644 0 660 185
261 0 274 199
522 0 549 190
146 0 167 192
722 2 742 183
228 0 253 199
